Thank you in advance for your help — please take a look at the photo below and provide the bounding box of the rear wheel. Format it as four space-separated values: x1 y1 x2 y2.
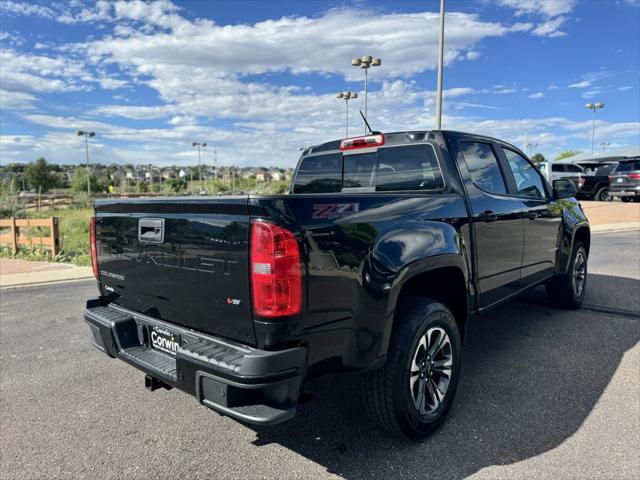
363 298 462 440
621 197 631 203
546 241 587 309
594 187 610 202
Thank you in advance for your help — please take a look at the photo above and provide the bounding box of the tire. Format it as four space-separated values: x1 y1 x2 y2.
621 197 631 203
363 298 462 440
546 241 587 309
594 187 610 202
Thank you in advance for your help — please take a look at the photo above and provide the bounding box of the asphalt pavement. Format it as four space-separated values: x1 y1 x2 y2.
1 231 638 480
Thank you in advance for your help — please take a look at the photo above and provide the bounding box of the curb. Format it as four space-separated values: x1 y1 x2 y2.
591 223 639 233
0 276 95 290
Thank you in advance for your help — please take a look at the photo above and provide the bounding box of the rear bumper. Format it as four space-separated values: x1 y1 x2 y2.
609 186 640 198
84 299 306 425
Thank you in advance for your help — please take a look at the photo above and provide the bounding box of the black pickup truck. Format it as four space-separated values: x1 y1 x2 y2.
85 130 590 439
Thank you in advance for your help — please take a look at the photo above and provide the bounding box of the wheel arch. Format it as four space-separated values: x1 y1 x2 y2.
380 255 471 357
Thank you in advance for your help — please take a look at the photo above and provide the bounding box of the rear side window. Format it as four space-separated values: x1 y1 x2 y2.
565 164 584 173
376 145 444 191
292 153 342 193
460 142 507 194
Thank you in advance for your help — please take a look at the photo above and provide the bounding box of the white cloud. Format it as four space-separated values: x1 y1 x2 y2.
494 1 575 37
0 89 37 110
568 80 591 89
494 88 517 94
494 0 577 18
80 9 523 81
618 86 633 91
529 92 545 98
532 16 569 37
466 51 480 60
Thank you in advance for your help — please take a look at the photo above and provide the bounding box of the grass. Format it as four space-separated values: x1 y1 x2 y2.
0 206 93 266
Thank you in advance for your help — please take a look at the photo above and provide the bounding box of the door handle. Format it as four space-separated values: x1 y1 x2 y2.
478 211 498 222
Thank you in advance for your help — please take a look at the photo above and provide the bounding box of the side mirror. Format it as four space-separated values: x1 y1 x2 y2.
553 179 576 199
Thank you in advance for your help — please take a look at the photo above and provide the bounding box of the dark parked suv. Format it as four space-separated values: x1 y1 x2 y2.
609 158 640 202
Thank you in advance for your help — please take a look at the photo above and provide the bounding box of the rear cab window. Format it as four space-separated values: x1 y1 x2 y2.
614 160 640 172
292 153 342 193
293 144 444 194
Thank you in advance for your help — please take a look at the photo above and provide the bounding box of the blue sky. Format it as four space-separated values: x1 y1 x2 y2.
1 0 639 167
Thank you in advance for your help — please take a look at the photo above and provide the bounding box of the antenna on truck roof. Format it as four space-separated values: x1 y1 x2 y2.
359 110 375 135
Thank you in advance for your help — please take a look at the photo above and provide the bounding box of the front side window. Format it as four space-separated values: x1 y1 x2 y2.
460 142 507 194
376 145 444 191
292 153 342 193
503 148 547 198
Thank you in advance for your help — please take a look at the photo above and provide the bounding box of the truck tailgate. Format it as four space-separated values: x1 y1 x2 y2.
94 197 256 345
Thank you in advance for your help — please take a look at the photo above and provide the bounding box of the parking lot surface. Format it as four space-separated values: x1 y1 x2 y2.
1 231 638 479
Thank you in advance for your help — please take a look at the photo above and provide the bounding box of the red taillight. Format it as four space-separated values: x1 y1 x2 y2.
628 173 640 180
89 217 99 280
340 134 385 151
250 220 302 318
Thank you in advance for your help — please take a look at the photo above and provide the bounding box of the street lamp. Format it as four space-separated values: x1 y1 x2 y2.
77 130 95 197
435 0 446 130
585 102 604 155
351 55 381 133
337 91 358 138
600 142 611 152
192 142 207 193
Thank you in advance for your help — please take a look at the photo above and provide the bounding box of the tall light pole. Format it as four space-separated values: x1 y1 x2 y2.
435 0 446 130
337 91 358 138
77 130 95 197
192 142 207 193
351 55 381 133
585 102 604 154
600 142 610 152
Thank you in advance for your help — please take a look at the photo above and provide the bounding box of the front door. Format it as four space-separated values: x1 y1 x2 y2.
499 147 562 283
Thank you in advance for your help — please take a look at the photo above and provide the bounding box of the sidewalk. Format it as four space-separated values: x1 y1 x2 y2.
0 258 93 288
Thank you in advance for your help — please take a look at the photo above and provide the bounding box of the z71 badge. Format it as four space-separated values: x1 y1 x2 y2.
312 203 359 219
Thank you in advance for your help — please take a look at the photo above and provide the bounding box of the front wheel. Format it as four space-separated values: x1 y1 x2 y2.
546 241 587 309
363 298 462 440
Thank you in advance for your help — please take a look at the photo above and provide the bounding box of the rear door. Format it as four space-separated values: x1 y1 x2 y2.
94 197 256 345
455 139 524 308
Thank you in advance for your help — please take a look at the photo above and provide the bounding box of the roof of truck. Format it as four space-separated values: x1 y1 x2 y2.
302 130 522 156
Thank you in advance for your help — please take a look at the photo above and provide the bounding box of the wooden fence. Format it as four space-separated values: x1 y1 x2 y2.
0 217 59 256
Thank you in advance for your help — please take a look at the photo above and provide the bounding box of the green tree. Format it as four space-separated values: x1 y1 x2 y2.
71 167 100 194
530 153 546 164
24 158 56 192
166 177 187 193
555 150 582 161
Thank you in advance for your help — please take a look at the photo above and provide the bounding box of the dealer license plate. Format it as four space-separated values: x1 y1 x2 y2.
149 325 180 356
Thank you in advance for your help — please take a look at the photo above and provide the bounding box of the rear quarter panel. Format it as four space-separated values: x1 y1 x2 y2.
251 189 471 377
